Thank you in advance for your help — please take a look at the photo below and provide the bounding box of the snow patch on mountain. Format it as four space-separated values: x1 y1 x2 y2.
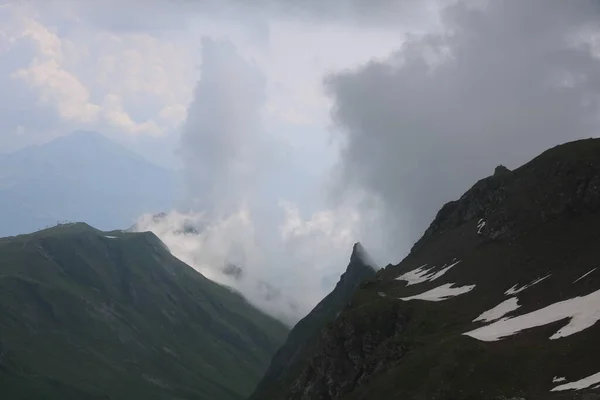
505 274 551 295
464 287 600 341
477 219 486 234
395 264 431 285
474 297 520 323
398 282 475 302
551 371 600 392
574 268 597 284
553 376 567 383
395 260 461 286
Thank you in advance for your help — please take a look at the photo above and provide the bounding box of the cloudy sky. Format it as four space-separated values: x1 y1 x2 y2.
3 0 600 322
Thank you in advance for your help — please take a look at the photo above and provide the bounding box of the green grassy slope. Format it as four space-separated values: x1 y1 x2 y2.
0 223 288 400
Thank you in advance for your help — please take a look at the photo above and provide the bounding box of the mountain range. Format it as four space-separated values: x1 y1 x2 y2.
0 131 180 237
2 138 600 399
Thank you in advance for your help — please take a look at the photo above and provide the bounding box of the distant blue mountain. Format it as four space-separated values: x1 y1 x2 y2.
0 131 180 237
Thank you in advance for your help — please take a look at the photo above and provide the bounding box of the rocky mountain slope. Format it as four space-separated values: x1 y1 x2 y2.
249 243 376 400
264 138 600 400
0 223 288 400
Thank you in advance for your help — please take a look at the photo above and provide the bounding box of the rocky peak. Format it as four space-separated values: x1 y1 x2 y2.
339 243 376 290
350 242 376 268
494 164 511 176
351 242 365 261
411 166 512 253
248 244 376 400
412 139 600 254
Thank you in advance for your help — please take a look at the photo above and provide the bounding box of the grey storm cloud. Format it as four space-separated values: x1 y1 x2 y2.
219 0 433 26
179 38 268 212
49 0 432 32
326 0 600 257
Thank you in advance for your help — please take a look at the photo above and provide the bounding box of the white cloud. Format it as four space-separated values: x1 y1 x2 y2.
134 198 367 323
159 104 187 126
0 0 428 321
0 3 197 148
89 31 194 106
0 0 407 156
135 208 260 285
14 59 100 124
16 15 62 59
258 20 404 130
10 15 101 124
279 200 360 253
101 93 162 136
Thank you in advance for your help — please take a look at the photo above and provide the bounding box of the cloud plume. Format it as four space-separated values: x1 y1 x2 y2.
326 0 600 257
134 203 365 324
134 1 600 323
179 38 267 212
135 38 367 323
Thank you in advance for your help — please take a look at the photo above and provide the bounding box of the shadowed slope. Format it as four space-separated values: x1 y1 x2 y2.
0 223 288 400
269 139 600 400
249 243 376 400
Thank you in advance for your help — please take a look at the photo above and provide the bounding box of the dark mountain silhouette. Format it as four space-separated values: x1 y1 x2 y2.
257 138 600 400
249 243 376 400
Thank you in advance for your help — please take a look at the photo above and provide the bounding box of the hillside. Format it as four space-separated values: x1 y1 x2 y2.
267 138 600 400
0 131 179 237
249 243 376 400
0 223 288 399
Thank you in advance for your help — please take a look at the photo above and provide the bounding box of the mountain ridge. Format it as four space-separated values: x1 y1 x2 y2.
248 242 376 400
262 138 600 400
0 222 288 399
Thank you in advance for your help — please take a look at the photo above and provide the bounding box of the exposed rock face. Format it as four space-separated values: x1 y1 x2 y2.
412 139 600 254
264 139 600 400
494 165 511 176
410 167 512 253
248 243 376 400
289 303 407 400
